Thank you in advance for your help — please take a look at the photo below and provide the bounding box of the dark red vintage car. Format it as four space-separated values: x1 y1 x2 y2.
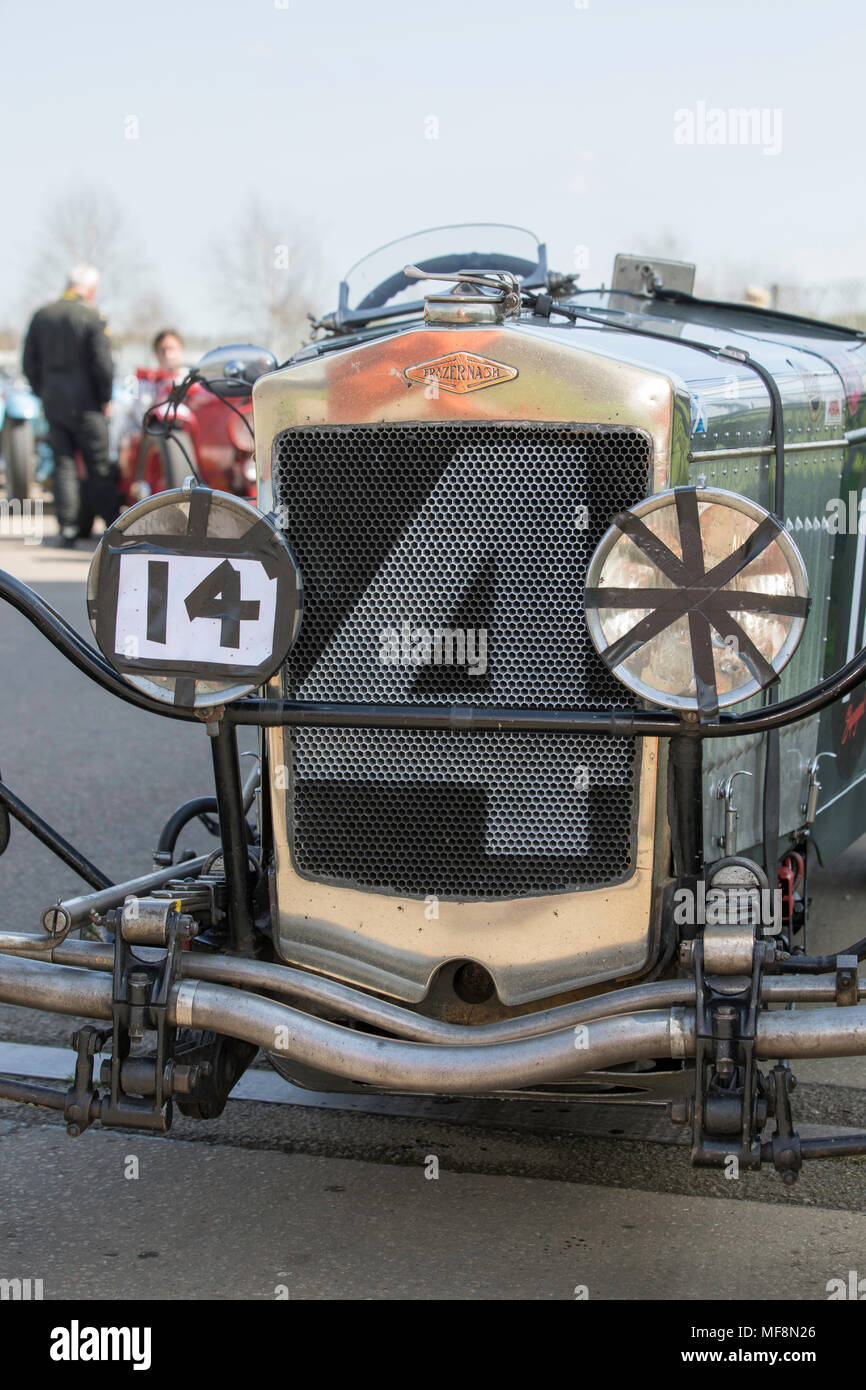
118 368 256 503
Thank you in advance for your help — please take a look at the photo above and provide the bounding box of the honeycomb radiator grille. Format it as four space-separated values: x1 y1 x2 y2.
272 421 652 899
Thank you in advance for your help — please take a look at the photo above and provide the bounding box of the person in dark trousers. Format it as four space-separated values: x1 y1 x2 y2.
22 265 118 547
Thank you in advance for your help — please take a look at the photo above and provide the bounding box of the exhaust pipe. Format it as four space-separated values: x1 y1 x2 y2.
0 935 854 1045
180 980 685 1092
1 953 866 1092
0 934 692 1042
0 953 682 1091
758 1006 866 1058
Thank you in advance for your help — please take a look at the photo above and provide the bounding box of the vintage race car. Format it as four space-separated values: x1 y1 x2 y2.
2 223 866 1180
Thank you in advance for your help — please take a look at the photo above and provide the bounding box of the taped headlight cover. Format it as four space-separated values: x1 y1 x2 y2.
584 486 809 715
87 485 302 709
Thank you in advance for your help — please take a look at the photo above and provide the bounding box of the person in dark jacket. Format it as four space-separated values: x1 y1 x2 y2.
22 265 118 547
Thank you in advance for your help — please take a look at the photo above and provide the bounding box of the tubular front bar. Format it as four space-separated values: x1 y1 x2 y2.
1 565 865 739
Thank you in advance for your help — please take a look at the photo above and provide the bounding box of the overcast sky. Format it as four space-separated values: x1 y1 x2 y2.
2 0 863 338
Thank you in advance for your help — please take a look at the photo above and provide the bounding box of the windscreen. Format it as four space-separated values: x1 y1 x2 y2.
342 224 542 313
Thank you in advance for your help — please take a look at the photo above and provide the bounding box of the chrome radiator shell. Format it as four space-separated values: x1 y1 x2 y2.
253 322 677 1004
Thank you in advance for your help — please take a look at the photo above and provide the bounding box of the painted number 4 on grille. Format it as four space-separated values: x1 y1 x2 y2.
87 486 303 709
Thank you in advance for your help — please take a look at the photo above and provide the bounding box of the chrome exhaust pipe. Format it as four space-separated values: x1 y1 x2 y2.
0 953 112 1019
0 952 681 1089
758 1006 866 1058
0 935 855 1045
0 934 692 1043
178 979 686 1092
2 953 866 1092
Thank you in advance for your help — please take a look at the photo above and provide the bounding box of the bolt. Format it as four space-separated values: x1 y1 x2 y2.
128 971 150 1008
66 1123 81 1138
41 904 71 937
781 1170 797 1186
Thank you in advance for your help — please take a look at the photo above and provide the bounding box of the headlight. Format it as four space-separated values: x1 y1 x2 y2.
585 486 809 713
87 484 302 709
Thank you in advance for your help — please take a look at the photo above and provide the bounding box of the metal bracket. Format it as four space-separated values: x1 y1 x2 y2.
96 907 189 1132
716 770 753 854
611 254 696 298
64 1026 109 1137
686 937 767 1171
836 954 859 1007
762 1064 802 1184
116 895 198 948
801 752 837 829
678 924 817 1181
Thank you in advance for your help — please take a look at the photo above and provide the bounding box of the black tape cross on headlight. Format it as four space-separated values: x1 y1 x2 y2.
585 487 810 718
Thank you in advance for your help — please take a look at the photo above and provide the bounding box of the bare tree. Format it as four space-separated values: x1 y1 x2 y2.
120 290 175 345
22 184 150 324
209 200 326 358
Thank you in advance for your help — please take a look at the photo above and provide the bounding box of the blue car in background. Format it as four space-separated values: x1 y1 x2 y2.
0 375 51 502
1 373 133 506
